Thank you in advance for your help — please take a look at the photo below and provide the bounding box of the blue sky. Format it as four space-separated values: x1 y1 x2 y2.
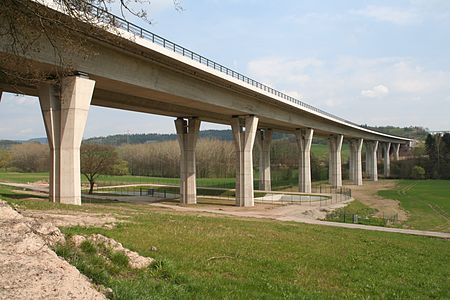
1 0 449 139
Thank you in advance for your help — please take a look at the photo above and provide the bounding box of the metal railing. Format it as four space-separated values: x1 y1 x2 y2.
75 2 360 127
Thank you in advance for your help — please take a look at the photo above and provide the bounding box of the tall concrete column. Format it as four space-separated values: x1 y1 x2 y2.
175 117 201 205
365 141 379 181
328 134 343 188
38 75 95 205
231 115 259 207
393 143 400 161
295 128 313 193
383 142 391 177
349 139 363 186
255 129 272 191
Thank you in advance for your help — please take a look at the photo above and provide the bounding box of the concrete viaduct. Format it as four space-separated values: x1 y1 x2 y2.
0 1 411 207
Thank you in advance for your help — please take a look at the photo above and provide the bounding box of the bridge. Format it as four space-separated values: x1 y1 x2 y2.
0 1 411 206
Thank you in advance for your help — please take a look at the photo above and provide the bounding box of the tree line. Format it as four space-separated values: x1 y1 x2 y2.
390 133 450 179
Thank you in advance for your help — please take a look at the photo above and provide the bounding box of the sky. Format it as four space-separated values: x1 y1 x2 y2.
1 0 449 140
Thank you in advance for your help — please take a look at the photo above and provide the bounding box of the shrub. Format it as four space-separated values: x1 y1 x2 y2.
412 165 425 179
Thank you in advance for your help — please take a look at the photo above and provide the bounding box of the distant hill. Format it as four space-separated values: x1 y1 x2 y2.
0 126 429 148
0 137 47 149
84 130 291 145
360 126 429 141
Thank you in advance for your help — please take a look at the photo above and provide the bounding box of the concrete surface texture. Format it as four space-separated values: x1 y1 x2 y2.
328 134 343 188
365 141 379 181
255 129 272 191
295 128 314 193
231 116 259 207
175 117 201 205
38 76 95 205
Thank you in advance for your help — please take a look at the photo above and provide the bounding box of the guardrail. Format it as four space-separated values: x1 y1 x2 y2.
77 2 360 127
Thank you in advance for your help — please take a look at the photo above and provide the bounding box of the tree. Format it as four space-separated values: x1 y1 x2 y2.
80 143 126 194
425 134 438 178
1 0 181 89
8 143 49 172
0 149 11 171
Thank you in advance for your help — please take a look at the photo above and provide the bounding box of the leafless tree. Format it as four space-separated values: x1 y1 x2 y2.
0 0 181 91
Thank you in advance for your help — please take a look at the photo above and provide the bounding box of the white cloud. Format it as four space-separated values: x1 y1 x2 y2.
247 57 324 87
361 85 389 98
352 5 420 25
245 55 450 128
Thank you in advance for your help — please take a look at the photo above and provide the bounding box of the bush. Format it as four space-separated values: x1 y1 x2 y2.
412 165 425 179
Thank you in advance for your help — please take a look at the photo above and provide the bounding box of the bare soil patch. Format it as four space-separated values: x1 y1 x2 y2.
0 201 106 300
351 180 408 221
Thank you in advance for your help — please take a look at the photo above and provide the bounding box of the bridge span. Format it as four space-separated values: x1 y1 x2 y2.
0 1 412 206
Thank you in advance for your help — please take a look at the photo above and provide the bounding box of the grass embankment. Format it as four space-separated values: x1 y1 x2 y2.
62 212 449 299
379 180 450 233
1 185 449 299
325 200 391 226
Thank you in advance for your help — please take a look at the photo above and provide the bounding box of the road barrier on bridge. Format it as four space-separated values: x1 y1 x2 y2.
78 2 361 127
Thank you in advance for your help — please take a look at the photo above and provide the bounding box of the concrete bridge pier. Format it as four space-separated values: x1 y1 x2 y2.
255 129 272 191
295 128 314 193
349 138 363 185
38 75 95 205
231 116 259 207
175 117 201 205
382 142 391 177
393 143 400 161
328 134 343 188
365 141 379 181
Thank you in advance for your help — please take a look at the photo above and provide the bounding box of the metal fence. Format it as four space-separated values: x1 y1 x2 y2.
327 211 399 226
89 183 352 206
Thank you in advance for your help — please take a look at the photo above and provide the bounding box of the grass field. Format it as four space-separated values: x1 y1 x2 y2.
1 185 449 299
325 200 390 227
378 180 450 233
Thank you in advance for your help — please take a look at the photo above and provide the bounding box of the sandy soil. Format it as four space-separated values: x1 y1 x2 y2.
350 180 409 221
21 210 119 228
0 201 106 300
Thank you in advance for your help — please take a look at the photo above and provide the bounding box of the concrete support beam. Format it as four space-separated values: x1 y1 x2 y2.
365 141 379 181
349 139 363 186
231 115 259 207
328 134 343 188
255 129 272 191
383 142 391 178
295 128 314 193
393 143 400 161
175 117 201 205
38 75 95 205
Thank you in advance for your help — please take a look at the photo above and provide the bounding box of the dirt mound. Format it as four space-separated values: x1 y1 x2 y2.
71 234 154 269
351 181 408 221
0 201 106 300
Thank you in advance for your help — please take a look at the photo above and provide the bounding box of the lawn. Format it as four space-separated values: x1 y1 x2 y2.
378 180 450 233
325 200 392 226
1 185 449 299
61 210 450 299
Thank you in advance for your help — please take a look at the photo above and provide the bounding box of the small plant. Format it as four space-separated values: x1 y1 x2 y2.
110 251 129 267
80 240 97 254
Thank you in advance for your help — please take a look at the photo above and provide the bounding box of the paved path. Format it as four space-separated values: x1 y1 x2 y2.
151 203 450 239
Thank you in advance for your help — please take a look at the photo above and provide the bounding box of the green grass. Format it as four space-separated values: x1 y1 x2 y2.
1 186 449 299
325 200 393 226
378 180 450 232
59 211 450 299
